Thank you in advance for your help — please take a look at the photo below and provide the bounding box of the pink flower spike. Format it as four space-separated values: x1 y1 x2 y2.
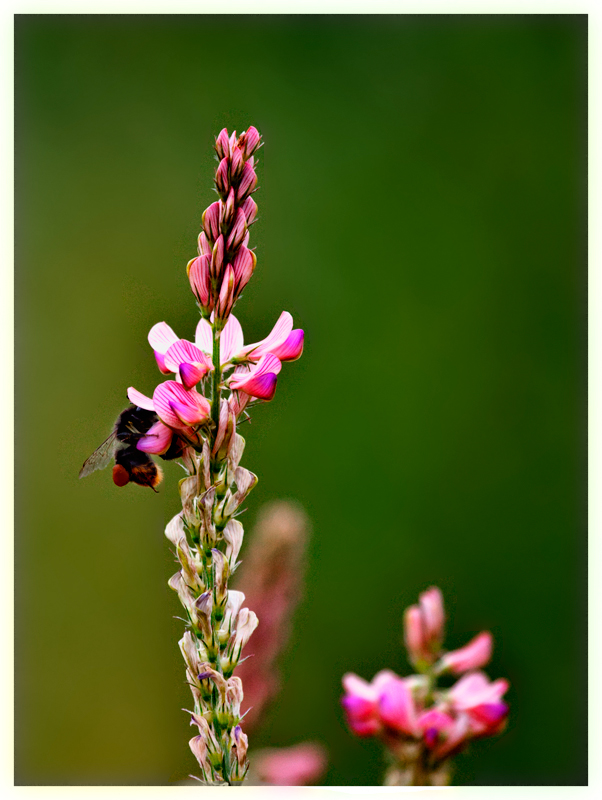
215 128 231 160
153 381 210 429
377 676 418 736
241 311 294 361
164 340 211 375
270 329 304 362
137 420 173 454
440 632 493 675
127 386 155 411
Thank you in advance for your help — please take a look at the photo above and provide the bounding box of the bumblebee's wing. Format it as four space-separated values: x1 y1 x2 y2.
79 430 119 478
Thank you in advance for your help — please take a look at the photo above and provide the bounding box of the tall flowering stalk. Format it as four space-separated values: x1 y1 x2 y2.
126 128 304 784
341 587 509 786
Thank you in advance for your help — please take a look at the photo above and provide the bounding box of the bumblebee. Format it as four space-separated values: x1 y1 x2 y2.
79 405 183 491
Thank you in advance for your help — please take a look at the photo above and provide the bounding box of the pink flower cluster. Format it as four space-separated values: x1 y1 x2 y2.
342 587 508 764
124 128 303 460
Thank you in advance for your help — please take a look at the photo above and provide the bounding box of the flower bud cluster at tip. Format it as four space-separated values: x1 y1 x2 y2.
189 126 261 326
341 587 508 785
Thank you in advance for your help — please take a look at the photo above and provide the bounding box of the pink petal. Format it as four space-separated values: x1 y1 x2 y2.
137 420 173 454
169 399 206 427
220 314 244 362
241 312 293 361
148 321 179 354
448 672 509 710
164 340 211 373
195 318 213 357
419 586 445 642
342 673 377 702
441 631 493 675
269 329 304 362
254 743 327 787
127 387 155 411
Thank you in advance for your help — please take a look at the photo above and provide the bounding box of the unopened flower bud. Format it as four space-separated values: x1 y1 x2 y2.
226 676 244 720
232 246 256 297
211 235 225 280
215 264 235 323
188 255 212 312
239 126 261 159
231 725 249 775
240 196 258 225
230 146 244 180
215 157 230 197
189 734 212 778
215 128 231 160
226 208 247 253
198 231 212 256
231 607 258 661
236 162 257 202
202 201 220 242
224 467 258 516
223 188 235 226
179 630 202 676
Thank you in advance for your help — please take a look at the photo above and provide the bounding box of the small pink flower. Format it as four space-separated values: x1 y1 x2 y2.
341 670 398 738
215 264 236 322
417 708 456 750
439 631 493 675
211 235 225 279
377 676 419 736
241 196 258 225
447 671 509 736
227 208 247 252
215 128 231 160
215 157 230 196
237 161 257 201
239 126 261 159
202 201 220 241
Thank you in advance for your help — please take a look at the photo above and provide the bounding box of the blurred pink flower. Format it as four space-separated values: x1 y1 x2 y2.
341 670 398 737
253 743 327 786
403 586 445 668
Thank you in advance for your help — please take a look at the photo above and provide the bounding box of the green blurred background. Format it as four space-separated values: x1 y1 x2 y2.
15 14 586 786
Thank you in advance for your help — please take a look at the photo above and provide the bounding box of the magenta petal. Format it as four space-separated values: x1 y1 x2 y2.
378 678 417 735
137 420 173 454
270 329 304 361
153 381 210 429
154 350 171 375
179 362 207 389
169 399 206 426
239 372 278 401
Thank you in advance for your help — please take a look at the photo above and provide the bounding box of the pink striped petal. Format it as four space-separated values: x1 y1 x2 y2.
127 386 155 411
269 329 304 361
164 340 211 373
153 381 211 429
137 420 173 454
148 322 179 354
241 312 294 361
220 314 244 362
195 318 213 356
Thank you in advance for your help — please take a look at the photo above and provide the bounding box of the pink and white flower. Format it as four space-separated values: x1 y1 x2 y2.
447 671 509 736
341 670 399 737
